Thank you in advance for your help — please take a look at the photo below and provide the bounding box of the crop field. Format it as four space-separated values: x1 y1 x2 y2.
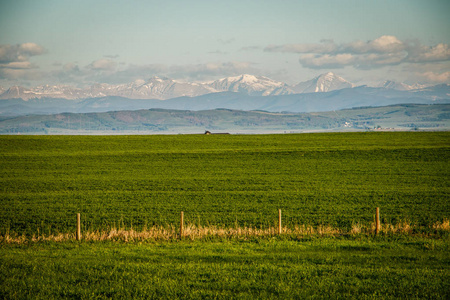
1 237 449 299
1 132 449 299
0 132 448 236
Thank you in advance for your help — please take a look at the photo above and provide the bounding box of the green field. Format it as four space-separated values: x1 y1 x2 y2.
1 132 449 235
0 237 448 299
1 132 449 298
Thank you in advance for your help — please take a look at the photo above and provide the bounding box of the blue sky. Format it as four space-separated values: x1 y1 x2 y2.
1 0 449 87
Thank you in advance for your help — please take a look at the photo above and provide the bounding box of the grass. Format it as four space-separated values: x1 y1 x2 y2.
1 236 449 299
2 219 449 244
1 132 449 236
0 132 449 298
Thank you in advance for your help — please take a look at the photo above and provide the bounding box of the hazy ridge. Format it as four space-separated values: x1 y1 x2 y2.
1 103 448 134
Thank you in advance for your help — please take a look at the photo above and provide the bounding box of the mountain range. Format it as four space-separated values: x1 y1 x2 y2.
0 83 448 117
0 72 433 101
0 72 448 118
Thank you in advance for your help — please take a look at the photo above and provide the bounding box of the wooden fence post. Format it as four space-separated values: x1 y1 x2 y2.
76 213 81 241
180 211 184 237
375 207 380 235
278 209 282 235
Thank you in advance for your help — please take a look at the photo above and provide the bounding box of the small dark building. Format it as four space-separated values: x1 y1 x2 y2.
204 130 230 135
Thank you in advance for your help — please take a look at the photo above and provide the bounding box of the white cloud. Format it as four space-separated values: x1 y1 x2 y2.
355 52 406 69
0 61 36 69
266 36 449 70
0 43 45 63
0 68 42 81
78 61 260 84
167 61 259 81
0 43 46 81
407 43 450 63
298 52 406 70
343 35 405 54
415 71 450 83
63 63 80 72
87 59 117 71
265 35 405 55
299 54 354 69
88 64 168 84
18 43 46 56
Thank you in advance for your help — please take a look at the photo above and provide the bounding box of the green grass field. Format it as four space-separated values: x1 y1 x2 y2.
1 132 449 235
1 236 449 299
1 132 449 298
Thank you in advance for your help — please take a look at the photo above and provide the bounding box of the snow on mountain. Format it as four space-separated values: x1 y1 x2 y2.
90 77 214 100
0 72 441 101
292 72 354 93
0 74 295 100
206 74 294 96
0 86 34 100
379 80 429 91
0 77 214 101
0 85 88 100
32 85 86 99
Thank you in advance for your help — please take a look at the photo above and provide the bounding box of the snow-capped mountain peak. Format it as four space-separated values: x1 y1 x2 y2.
0 86 41 100
292 72 354 93
207 74 293 96
0 72 440 101
132 79 146 86
148 76 171 83
380 80 412 91
225 74 259 84
379 80 429 91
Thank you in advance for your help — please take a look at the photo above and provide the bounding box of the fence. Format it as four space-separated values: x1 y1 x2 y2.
2 208 448 244
74 207 384 241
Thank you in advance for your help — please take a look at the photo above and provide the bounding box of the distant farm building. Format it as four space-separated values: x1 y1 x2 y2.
204 130 229 135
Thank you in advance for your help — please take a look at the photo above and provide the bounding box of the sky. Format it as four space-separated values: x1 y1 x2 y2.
0 0 449 88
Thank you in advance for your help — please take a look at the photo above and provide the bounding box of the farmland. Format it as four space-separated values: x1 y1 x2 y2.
1 132 449 298
0 132 448 235
1 237 449 299
1 104 449 134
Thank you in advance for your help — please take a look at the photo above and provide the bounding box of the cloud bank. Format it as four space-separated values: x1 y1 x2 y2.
48 60 261 86
101 61 260 83
416 71 450 83
0 43 46 80
1 37 448 87
87 59 117 71
265 35 450 69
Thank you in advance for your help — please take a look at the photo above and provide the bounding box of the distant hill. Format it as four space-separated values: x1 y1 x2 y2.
1 104 448 135
1 84 449 117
